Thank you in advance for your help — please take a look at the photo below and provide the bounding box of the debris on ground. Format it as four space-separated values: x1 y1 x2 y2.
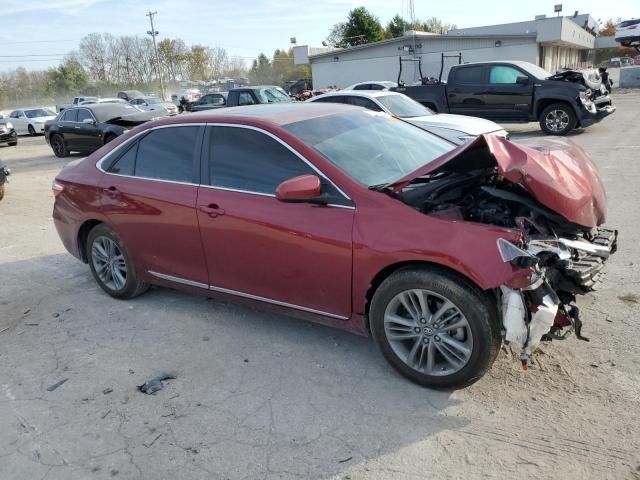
46 378 69 392
102 387 113 395
618 293 639 304
143 433 162 448
137 373 177 395
101 409 111 419
338 456 353 463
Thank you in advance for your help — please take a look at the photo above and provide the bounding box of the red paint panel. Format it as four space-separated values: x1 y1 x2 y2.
99 174 208 284
196 187 354 318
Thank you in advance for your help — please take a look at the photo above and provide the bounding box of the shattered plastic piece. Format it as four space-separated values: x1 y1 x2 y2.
524 293 559 356
46 378 69 392
137 373 177 395
500 286 527 349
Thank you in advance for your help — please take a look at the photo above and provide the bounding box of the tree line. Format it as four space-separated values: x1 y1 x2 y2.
326 7 457 47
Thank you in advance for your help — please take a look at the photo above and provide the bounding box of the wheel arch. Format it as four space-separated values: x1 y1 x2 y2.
534 98 577 119
363 260 498 330
77 219 104 263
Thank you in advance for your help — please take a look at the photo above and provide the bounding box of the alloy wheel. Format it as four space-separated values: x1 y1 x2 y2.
545 109 570 132
91 236 127 291
383 289 473 376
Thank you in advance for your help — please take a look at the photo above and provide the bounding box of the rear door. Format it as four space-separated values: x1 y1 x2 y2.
446 65 488 117
99 125 209 285
196 125 354 319
58 109 79 149
482 65 533 121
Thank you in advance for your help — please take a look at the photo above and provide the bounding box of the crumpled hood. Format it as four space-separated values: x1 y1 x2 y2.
104 109 159 127
407 113 504 135
390 134 607 227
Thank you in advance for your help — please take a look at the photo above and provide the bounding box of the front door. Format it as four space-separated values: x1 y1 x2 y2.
74 108 102 152
196 125 354 319
482 65 534 121
99 125 209 285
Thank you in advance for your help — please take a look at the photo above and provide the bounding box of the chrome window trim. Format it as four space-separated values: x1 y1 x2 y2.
96 122 354 206
148 270 349 320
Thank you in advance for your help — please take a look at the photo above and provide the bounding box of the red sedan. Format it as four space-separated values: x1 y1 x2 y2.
53 103 616 388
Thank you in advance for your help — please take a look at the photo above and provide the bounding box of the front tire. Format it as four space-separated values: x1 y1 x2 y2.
28 124 37 136
50 134 69 158
539 103 576 136
370 267 501 389
87 224 149 299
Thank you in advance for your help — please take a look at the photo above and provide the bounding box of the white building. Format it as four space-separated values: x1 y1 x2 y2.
294 14 598 89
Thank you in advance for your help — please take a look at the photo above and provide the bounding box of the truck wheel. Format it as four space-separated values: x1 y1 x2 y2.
539 103 576 136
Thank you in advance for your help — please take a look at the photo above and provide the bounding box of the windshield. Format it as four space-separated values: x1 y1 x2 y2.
25 109 55 118
517 62 553 80
255 87 291 103
376 94 433 118
284 109 454 187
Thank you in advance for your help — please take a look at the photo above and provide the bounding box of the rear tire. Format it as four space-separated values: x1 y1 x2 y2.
50 134 69 158
87 224 149 299
539 103 576 136
370 267 501 389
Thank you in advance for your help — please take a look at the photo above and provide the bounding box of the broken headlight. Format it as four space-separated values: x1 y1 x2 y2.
497 238 539 268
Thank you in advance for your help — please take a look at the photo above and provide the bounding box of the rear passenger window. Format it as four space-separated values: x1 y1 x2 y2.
346 97 383 111
134 127 199 182
208 126 314 194
61 110 77 122
108 144 136 175
453 66 484 84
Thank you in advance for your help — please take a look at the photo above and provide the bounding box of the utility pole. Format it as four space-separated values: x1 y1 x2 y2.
146 10 165 99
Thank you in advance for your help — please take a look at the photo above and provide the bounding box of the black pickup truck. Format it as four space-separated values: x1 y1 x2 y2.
185 85 291 112
394 61 615 135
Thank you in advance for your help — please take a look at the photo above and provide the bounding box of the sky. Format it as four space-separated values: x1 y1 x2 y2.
0 0 637 72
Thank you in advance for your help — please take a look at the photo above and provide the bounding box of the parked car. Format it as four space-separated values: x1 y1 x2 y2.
0 119 18 146
344 81 398 91
187 92 228 112
51 103 616 388
8 108 57 135
309 91 508 145
224 86 292 106
57 96 98 112
44 103 159 157
79 98 128 106
117 90 145 102
129 96 178 116
395 61 616 136
615 18 640 47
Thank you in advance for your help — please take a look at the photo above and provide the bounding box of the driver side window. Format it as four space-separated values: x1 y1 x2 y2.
489 66 523 84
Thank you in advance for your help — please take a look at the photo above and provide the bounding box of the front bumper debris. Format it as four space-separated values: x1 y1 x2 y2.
580 104 616 127
500 227 617 368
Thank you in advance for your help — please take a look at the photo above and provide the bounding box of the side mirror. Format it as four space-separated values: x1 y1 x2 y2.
276 174 322 203
516 76 530 86
82 118 95 125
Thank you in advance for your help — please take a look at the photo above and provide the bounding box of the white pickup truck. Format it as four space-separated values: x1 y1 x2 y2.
56 96 98 112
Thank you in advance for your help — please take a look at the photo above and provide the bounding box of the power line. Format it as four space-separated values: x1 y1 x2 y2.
0 54 68 58
146 10 166 99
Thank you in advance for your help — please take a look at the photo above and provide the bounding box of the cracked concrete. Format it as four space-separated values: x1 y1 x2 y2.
1 93 640 479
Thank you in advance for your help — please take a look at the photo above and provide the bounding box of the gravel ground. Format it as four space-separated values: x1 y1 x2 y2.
1 94 639 480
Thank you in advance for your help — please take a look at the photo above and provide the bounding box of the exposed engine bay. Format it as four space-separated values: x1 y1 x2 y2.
393 140 618 367
548 69 611 105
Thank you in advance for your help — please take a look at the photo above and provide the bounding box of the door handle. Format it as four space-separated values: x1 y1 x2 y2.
74 126 81 129
199 203 225 218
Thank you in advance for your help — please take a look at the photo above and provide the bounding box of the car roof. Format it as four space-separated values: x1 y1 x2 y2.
182 102 360 126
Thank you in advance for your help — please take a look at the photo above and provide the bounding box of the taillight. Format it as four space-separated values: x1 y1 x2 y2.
52 180 64 197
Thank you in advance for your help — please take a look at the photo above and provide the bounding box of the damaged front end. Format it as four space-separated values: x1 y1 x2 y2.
390 134 618 368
